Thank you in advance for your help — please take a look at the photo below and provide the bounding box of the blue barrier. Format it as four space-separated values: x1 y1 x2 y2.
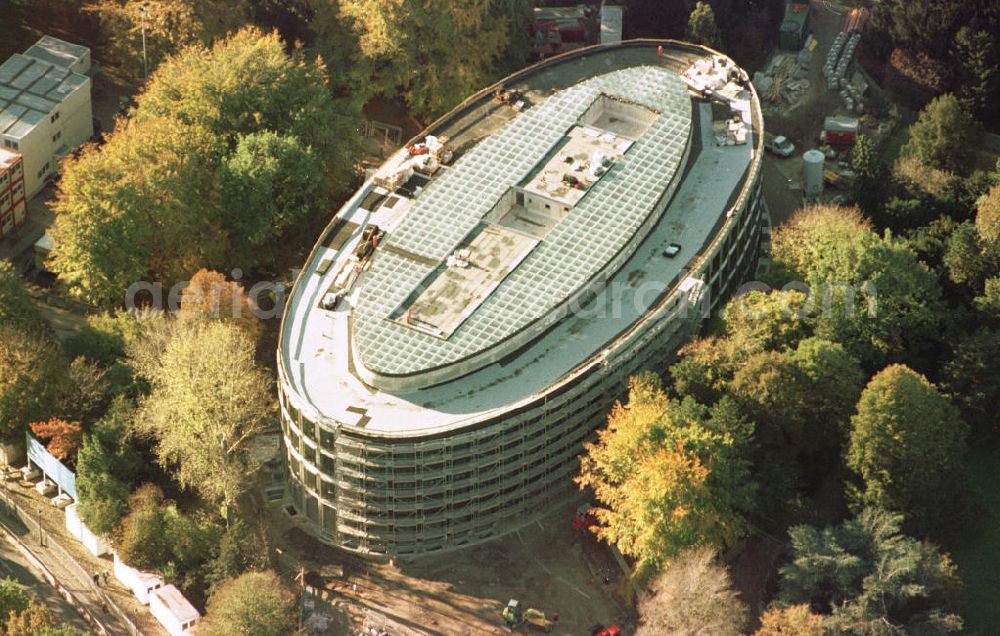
25 432 76 500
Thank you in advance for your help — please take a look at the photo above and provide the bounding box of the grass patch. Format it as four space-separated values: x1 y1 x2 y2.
949 447 1000 633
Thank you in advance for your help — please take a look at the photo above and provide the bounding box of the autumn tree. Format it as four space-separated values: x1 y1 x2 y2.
28 419 83 464
51 28 361 306
50 116 225 306
636 547 746 636
687 1 723 50
85 0 251 80
0 325 64 443
199 570 298 636
4 599 87 636
180 269 262 340
130 319 272 514
577 373 755 579
847 365 968 535
902 94 976 173
779 508 962 633
339 0 517 119
754 605 824 636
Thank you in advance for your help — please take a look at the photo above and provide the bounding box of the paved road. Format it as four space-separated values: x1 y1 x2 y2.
0 536 91 632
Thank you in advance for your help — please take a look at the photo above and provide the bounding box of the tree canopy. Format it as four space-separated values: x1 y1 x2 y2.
50 27 361 306
339 0 526 119
0 260 44 335
686 1 723 50
847 365 968 536
130 319 271 513
778 507 962 633
199 570 298 636
636 547 746 636
577 373 755 579
901 94 977 173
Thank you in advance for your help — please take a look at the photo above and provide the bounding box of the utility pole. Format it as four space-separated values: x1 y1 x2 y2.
139 4 148 79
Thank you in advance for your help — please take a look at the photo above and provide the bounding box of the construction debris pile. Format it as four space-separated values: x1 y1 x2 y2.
824 8 870 113
755 53 810 110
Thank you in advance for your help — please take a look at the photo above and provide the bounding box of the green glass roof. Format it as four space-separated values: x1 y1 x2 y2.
353 65 692 377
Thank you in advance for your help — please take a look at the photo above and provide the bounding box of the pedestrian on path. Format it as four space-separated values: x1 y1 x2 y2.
93 571 100 586
102 570 109 585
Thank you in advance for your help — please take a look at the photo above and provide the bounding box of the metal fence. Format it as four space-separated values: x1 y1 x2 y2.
0 485 144 636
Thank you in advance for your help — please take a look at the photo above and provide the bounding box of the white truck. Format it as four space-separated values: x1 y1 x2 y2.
764 133 796 157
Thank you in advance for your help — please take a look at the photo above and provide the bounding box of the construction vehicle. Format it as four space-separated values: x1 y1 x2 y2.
502 599 554 633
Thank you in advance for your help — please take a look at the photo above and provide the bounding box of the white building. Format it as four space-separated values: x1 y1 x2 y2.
277 41 766 557
112 551 163 605
0 35 93 199
149 584 200 636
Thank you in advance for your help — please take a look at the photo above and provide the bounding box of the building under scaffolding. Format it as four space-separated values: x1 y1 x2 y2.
277 40 767 557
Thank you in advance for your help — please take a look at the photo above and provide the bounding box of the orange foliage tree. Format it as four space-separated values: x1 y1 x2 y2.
179 269 263 341
29 418 83 464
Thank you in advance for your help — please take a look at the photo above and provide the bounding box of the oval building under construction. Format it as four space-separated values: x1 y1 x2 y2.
277 40 766 557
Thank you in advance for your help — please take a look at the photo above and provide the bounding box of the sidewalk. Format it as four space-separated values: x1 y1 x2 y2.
0 480 168 636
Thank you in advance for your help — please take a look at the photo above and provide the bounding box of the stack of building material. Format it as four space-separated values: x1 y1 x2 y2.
823 8 869 113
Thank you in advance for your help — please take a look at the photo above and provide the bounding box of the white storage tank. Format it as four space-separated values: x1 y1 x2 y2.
803 149 825 197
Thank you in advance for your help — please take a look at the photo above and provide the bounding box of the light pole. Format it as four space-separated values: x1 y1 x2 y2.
139 4 148 79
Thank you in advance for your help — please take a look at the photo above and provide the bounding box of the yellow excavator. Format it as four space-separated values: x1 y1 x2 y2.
502 599 554 633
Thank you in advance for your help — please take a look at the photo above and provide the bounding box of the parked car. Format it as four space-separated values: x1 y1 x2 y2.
35 480 56 496
662 243 682 258
20 465 40 482
764 134 796 157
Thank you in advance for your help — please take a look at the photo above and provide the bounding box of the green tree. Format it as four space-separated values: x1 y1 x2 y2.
944 221 993 290
847 365 968 535
953 27 998 121
975 183 1000 247
75 397 143 535
199 570 298 636
771 205 945 368
0 260 44 335
85 0 251 81
50 116 225 307
943 327 1000 438
0 325 64 443
219 131 326 262
131 320 271 514
901 94 976 173
63 311 140 368
116 484 172 570
339 0 514 119
719 289 810 352
137 26 360 189
687 1 723 50
0 579 30 620
850 134 887 220
779 508 962 633
577 373 755 579
206 519 270 589
636 547 746 636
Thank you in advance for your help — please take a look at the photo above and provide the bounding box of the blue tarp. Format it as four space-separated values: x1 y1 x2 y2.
25 431 76 500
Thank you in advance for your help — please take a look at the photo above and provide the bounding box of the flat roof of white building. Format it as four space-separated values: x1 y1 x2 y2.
0 37 90 141
280 42 759 437
151 584 199 624
353 66 692 378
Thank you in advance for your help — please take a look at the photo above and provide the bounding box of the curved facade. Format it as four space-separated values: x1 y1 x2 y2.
277 40 766 557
